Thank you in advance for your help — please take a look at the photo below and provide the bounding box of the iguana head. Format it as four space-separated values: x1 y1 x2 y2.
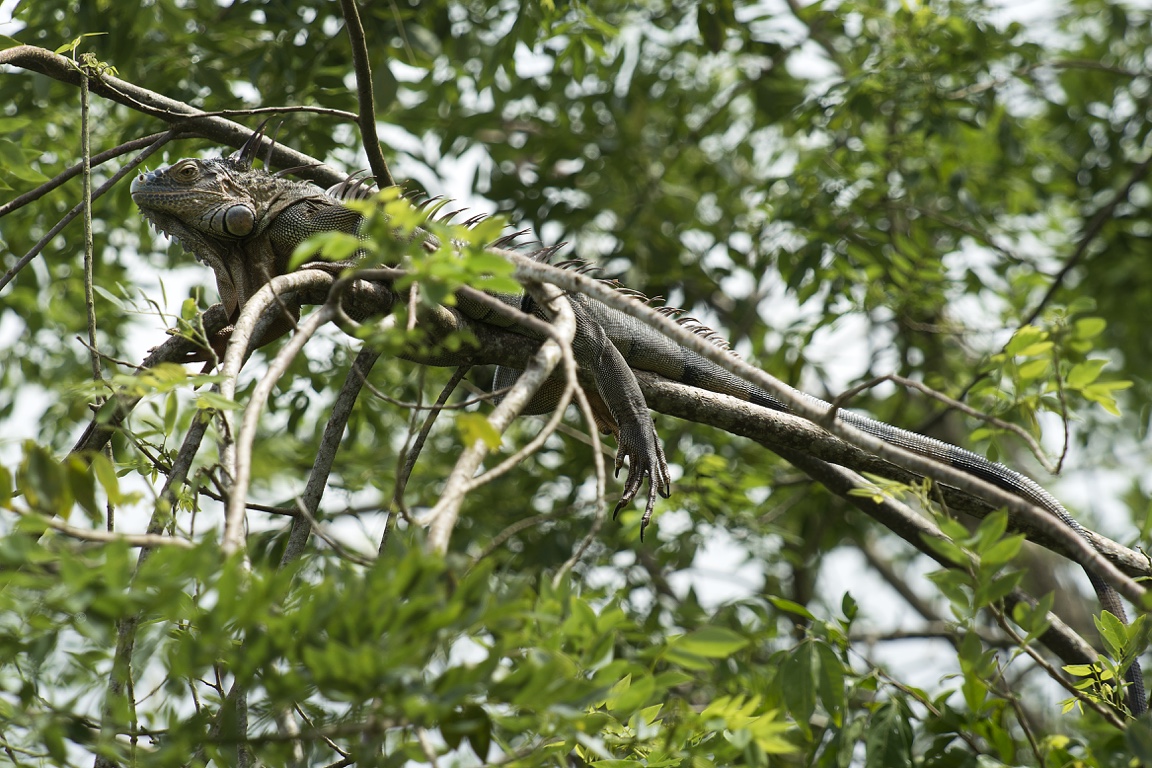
131 156 260 250
130 128 337 314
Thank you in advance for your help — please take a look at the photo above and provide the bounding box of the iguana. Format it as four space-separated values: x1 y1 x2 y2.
130 127 1146 715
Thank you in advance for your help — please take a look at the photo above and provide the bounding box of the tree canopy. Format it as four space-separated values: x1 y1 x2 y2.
2 0 1152 765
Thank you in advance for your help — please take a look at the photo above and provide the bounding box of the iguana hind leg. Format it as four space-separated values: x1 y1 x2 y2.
494 354 671 535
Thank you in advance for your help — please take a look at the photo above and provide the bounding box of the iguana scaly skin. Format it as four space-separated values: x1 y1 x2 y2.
131 129 1145 714
131 129 671 524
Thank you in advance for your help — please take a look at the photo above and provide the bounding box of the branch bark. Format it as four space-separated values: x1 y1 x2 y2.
0 45 350 187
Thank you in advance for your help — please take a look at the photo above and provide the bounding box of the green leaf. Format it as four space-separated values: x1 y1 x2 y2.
440 704 491 760
163 390 179 435
781 643 816 736
920 534 967 566
1081 380 1132 416
457 413 502 450
1095 611 1128 660
181 297 200 322
0 464 11 508
660 645 715 671
972 510 1009 551
195 392 241 411
864 700 913 768
1017 358 1050 380
841 592 858 623
1004 325 1049 356
605 672 655 715
18 442 73 517
979 534 1024 568
0 140 49 183
1073 317 1107 340
54 31 107 56
289 230 363 270
90 452 122 506
767 595 816 620
668 626 749 658
1066 359 1107 389
66 454 101 524
1012 591 1054 639
815 641 846 726
1062 664 1096 677
974 571 1023 608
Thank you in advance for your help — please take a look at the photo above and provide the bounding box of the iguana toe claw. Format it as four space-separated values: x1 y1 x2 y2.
612 422 671 534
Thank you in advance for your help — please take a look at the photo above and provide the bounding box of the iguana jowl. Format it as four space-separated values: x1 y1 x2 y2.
131 128 1145 715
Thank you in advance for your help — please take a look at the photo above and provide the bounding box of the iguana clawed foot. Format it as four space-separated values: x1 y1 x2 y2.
610 420 672 539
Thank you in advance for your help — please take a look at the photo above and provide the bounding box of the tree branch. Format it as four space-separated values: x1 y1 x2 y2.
0 128 176 292
337 0 395 188
0 45 350 187
281 346 383 566
507 252 1147 608
422 281 578 555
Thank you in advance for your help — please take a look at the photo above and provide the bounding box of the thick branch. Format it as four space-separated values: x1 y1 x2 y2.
0 45 349 187
637 373 1150 581
507 252 1147 609
422 282 578 555
778 445 1100 669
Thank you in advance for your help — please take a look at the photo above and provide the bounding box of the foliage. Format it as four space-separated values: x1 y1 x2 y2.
2 0 1152 765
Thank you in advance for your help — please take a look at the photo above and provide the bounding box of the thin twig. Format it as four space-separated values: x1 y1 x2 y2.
292 499 374 567
7 506 194 549
293 704 351 759
990 658 1044 764
552 382 609 586
74 337 145 372
175 104 357 122
0 132 167 220
415 728 440 767
389 364 472 516
1050 346 1071 475
360 376 506 411
281 347 383 566
338 0 395 188
470 514 553 564
0 129 177 293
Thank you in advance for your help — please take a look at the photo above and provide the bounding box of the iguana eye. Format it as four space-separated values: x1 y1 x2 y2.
173 161 199 180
